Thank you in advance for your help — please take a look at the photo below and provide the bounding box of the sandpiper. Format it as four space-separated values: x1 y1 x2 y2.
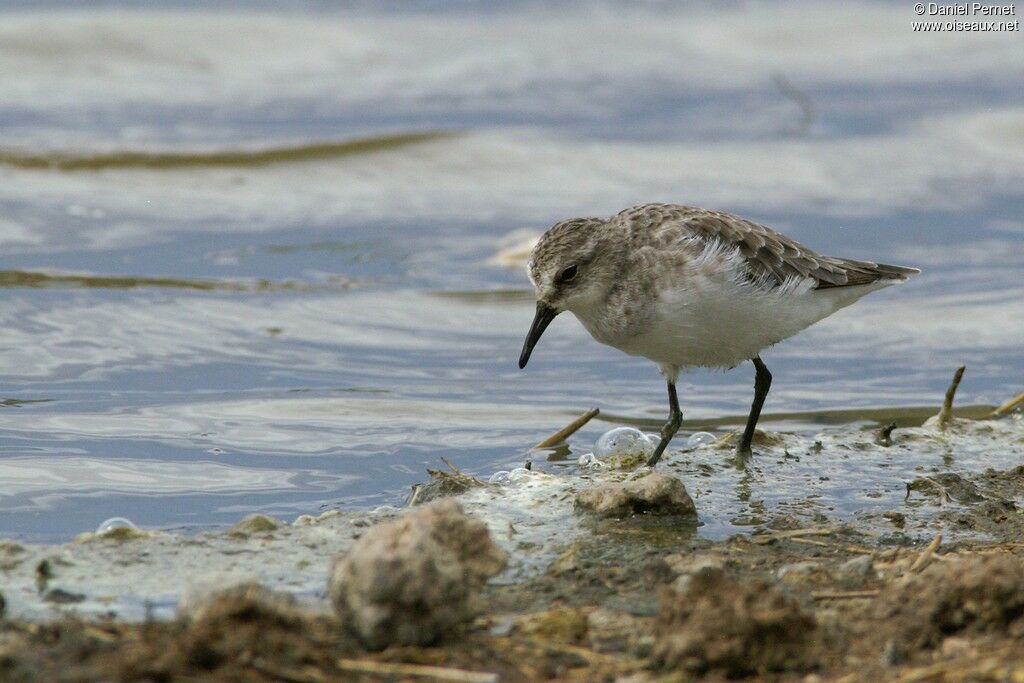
518 203 919 466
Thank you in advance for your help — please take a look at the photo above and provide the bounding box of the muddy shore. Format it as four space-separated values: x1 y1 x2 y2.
1 394 1022 682
4 510 1024 681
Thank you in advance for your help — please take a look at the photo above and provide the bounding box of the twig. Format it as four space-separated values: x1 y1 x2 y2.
990 391 1024 418
844 545 878 556
752 526 839 544
336 658 499 683
812 590 880 600
779 527 840 537
441 457 464 475
893 661 951 683
910 533 942 573
789 537 833 547
251 659 327 683
406 485 423 508
81 625 120 643
937 365 965 429
533 640 640 667
878 548 902 562
953 547 1012 557
833 674 860 683
532 408 600 449
891 656 1010 683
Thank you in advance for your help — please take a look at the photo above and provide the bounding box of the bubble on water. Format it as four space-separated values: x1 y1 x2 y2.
576 452 606 468
592 427 656 469
488 470 512 485
96 517 137 534
686 431 717 448
594 427 655 459
508 467 533 483
489 468 535 485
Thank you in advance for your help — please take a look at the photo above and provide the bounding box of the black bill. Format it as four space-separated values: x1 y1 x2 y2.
518 301 559 369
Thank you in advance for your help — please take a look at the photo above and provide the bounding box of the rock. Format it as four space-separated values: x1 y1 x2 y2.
882 511 906 529
663 553 726 592
293 510 341 526
548 543 581 576
906 473 985 504
229 514 282 536
513 607 589 643
328 499 507 649
409 466 486 506
653 567 821 676
880 638 906 666
586 608 652 656
776 561 833 587
876 555 1024 649
179 582 301 626
836 555 874 588
766 514 803 531
42 588 85 604
75 525 152 544
0 540 23 554
640 556 677 588
574 473 697 519
713 429 788 451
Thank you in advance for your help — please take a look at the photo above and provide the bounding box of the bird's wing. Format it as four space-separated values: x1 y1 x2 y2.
626 204 919 290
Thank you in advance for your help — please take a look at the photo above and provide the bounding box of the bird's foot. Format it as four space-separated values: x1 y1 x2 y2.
646 443 669 467
730 445 754 468
647 412 682 467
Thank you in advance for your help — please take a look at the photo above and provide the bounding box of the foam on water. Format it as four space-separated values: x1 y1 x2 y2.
469 413 1024 556
0 412 1020 620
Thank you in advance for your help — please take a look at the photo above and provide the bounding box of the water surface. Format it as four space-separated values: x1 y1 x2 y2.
0 3 1021 542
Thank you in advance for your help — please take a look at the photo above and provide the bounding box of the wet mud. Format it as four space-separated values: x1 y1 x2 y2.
1 399 1022 681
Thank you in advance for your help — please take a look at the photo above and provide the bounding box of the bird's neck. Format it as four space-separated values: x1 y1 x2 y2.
571 272 653 347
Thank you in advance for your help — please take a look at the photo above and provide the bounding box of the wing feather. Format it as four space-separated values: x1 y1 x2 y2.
616 204 919 290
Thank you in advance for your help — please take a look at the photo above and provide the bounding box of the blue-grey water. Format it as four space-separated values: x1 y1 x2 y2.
0 3 1022 542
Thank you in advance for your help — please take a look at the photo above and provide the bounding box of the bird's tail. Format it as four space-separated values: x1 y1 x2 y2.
863 261 920 281
820 258 920 288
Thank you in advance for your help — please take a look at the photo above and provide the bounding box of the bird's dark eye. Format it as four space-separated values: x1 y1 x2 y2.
558 264 578 284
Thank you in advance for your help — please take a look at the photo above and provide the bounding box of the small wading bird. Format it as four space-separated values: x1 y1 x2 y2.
518 204 918 466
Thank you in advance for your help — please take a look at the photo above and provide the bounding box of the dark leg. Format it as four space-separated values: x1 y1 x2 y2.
736 356 772 458
646 381 682 467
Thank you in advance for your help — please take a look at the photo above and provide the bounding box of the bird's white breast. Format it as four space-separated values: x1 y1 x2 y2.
575 248 894 370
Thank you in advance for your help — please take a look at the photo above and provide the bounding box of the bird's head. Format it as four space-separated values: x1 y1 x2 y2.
518 216 614 369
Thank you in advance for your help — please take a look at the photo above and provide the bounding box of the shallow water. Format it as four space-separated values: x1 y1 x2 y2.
0 3 1022 542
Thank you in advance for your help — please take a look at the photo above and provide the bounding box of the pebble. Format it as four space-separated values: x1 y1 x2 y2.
575 472 698 519
328 499 507 649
